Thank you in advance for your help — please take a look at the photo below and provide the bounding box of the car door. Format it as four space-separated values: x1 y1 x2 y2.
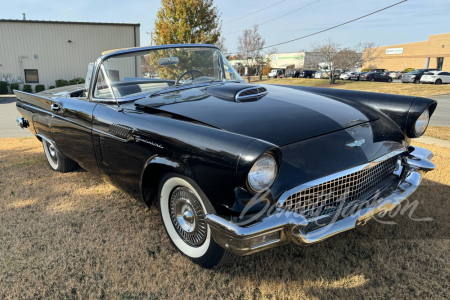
373 73 380 81
51 92 99 174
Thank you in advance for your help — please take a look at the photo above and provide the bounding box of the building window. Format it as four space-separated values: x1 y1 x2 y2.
437 57 444 71
24 69 39 83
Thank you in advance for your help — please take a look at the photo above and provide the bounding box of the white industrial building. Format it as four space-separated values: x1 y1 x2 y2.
0 18 140 90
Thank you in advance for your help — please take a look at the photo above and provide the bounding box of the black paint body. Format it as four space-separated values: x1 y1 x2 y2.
15 82 437 216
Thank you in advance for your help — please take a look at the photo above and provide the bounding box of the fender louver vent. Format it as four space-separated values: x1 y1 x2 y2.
109 124 133 139
235 87 268 102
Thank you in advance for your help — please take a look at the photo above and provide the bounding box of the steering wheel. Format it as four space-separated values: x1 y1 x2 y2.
175 70 205 85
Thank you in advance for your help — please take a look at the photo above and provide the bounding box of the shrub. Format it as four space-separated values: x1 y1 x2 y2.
55 79 68 87
49 86 56 89
0 81 7 94
361 68 371 72
404 68 415 73
68 77 85 85
11 83 19 92
35 84 45 93
23 85 32 93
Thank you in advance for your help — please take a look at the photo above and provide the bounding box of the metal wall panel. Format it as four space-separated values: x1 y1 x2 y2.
0 21 140 89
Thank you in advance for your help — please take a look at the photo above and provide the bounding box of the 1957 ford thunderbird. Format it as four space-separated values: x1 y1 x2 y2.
15 44 437 268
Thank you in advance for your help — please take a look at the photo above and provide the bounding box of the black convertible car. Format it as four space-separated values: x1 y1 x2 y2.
15 44 436 269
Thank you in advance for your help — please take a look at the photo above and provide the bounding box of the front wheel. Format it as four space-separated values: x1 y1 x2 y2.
388 78 393 83
42 140 79 172
435 79 442 85
158 173 236 269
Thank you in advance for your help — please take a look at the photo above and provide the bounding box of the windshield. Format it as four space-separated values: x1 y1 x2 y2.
94 46 243 100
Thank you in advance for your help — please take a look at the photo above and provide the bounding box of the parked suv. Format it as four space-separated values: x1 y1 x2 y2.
268 69 285 79
299 70 315 78
360 72 393 82
401 69 438 84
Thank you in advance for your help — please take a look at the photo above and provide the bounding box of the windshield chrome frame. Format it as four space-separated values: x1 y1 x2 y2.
88 44 233 103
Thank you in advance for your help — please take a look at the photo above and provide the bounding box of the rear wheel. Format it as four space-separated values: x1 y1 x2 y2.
158 172 236 269
435 79 442 85
42 140 79 172
370 78 375 82
414 79 420 84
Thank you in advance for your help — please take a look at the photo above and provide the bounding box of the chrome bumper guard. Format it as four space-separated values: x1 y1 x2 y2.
206 146 435 256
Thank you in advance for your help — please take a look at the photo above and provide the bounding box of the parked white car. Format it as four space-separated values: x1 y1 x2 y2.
420 71 450 85
339 72 355 80
314 71 330 79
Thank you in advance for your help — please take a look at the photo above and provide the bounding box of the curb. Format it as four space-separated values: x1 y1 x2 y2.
418 136 450 149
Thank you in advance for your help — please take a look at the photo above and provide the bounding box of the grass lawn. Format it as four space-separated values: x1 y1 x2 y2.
1 137 449 299
425 126 450 141
260 78 450 97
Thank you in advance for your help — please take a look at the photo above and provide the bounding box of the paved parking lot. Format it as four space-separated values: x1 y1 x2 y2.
1 92 449 138
0 97 33 138
428 93 450 126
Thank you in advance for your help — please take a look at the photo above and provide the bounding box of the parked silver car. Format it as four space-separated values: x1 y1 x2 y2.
340 72 355 80
389 71 405 79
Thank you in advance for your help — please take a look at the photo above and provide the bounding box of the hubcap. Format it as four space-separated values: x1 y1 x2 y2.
46 142 57 164
169 186 207 246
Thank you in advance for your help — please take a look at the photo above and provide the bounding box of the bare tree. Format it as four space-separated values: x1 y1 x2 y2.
356 42 383 69
333 48 362 73
308 38 341 84
255 47 277 81
215 28 228 54
236 25 265 82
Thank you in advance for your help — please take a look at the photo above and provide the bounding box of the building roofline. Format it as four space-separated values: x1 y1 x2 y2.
0 19 140 26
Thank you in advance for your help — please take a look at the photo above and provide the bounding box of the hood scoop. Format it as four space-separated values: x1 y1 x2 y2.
235 87 268 102
203 83 268 102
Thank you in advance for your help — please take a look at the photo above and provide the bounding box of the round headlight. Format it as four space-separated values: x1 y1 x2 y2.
247 153 277 192
414 109 430 136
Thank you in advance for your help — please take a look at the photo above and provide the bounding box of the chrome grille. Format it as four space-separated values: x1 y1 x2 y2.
280 155 399 218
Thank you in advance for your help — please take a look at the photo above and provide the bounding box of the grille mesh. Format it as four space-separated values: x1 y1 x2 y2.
280 155 398 218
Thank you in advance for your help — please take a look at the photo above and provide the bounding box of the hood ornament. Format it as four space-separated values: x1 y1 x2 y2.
347 139 365 147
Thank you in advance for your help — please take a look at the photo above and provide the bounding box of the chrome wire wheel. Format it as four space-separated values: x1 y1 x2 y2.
169 186 207 247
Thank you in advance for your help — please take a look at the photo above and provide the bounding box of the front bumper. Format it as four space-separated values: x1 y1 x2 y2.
206 146 435 256
401 77 415 83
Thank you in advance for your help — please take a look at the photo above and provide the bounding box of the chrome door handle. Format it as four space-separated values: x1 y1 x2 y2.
51 103 61 112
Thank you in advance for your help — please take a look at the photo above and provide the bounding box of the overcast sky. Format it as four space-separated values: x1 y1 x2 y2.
2 0 450 54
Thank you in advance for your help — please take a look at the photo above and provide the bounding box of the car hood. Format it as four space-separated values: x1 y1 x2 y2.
135 83 379 146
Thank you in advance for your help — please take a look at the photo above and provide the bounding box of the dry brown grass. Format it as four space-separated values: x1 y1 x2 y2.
1 137 449 299
425 126 450 141
262 78 450 97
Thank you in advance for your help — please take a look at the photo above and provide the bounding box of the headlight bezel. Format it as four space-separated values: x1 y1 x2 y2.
246 152 278 193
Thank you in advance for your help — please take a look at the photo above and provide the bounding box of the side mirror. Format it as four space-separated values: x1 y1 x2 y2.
158 57 179 66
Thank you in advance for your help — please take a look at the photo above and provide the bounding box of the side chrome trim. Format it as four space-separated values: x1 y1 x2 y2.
276 148 407 208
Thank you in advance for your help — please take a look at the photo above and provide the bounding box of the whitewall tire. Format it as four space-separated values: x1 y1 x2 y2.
158 172 236 268
42 139 79 173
